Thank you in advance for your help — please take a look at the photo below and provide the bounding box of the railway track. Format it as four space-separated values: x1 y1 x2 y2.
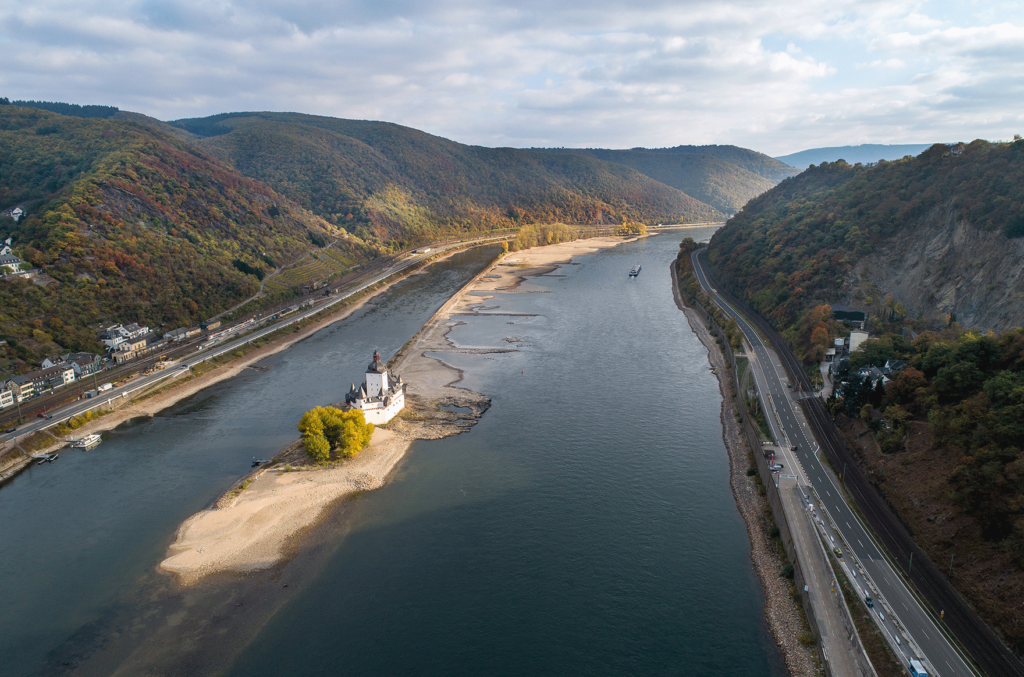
697 249 1024 677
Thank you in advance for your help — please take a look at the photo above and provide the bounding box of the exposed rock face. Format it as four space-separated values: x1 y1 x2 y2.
854 201 1024 332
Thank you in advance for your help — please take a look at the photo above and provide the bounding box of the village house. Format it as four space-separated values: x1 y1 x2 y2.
0 385 14 410
98 323 149 349
0 252 26 275
27 364 77 392
113 336 148 364
11 207 23 222
6 375 36 402
42 353 104 377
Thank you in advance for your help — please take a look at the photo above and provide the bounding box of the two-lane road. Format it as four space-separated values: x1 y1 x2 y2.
691 248 975 677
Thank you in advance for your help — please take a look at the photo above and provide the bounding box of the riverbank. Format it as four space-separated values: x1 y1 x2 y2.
160 234 640 585
670 264 818 677
0 246 492 485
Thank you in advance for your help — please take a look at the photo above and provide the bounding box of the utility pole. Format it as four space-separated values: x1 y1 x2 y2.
908 551 914 576
948 553 954 579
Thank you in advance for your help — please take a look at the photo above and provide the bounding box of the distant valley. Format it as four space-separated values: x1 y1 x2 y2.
0 100 796 374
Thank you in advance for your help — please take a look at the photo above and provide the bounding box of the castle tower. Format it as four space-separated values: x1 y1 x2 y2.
365 350 388 397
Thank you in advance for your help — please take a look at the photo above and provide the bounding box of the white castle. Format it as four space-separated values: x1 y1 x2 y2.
344 350 407 424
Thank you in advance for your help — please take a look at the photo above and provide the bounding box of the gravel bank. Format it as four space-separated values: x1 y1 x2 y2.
672 266 819 677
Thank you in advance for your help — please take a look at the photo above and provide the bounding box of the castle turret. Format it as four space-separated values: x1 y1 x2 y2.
365 350 388 397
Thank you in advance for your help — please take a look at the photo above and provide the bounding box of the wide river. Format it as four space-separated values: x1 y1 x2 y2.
1 229 785 676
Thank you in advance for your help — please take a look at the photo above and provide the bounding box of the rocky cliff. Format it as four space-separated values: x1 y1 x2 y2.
855 200 1024 332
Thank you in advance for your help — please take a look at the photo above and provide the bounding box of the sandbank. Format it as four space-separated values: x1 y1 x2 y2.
160 234 641 585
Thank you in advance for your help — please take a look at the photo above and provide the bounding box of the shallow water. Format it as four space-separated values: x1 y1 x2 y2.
0 247 501 677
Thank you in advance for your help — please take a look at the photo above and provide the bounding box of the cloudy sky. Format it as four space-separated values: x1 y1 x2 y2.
1 0 1022 155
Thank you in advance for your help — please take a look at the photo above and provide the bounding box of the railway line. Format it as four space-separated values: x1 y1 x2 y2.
696 249 1024 677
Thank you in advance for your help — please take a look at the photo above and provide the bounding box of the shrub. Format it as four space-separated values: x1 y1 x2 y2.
781 563 795 579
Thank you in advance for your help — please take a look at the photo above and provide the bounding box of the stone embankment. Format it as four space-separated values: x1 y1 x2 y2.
672 265 819 677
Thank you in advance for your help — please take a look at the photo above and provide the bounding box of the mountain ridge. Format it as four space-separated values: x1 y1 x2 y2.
774 143 935 169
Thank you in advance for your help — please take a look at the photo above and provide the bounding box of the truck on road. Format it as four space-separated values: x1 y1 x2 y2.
908 658 929 677
97 383 113 392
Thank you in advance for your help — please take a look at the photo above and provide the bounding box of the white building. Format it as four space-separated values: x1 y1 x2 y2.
344 351 406 425
850 330 870 353
0 385 13 410
11 208 23 222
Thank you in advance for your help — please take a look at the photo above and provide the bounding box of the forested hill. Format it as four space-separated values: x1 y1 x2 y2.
705 140 1024 657
164 112 724 242
707 139 1024 355
0 104 356 370
536 146 797 215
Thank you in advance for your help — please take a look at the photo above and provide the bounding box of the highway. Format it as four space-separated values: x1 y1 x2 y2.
690 248 977 677
2 236 506 448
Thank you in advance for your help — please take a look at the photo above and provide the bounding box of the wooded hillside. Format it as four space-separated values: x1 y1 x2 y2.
538 146 796 215
703 138 1024 657
167 112 724 244
0 104 356 371
707 139 1024 357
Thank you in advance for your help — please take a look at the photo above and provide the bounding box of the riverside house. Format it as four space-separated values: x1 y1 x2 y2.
0 384 14 410
42 353 104 377
29 364 77 392
5 375 36 402
113 336 148 365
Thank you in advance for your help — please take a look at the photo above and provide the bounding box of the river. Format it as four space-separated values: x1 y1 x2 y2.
1 229 785 676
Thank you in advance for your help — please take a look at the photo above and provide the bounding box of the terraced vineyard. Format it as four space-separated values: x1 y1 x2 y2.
265 245 356 293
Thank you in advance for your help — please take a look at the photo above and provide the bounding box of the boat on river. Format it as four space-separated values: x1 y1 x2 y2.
68 434 102 450
629 264 641 277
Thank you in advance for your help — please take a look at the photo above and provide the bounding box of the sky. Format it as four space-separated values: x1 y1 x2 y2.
1 0 1022 155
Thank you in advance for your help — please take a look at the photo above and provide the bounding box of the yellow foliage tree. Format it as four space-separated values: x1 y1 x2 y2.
616 221 647 236
297 406 374 463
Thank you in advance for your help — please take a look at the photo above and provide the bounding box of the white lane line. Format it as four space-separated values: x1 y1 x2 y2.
847 522 852 529
858 539 864 548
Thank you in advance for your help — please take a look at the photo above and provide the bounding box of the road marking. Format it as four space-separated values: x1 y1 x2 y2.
858 539 864 548
847 522 851 529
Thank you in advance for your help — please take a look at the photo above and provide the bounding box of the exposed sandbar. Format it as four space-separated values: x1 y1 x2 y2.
160 234 641 585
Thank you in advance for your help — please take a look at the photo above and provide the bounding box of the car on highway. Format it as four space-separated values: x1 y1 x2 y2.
833 547 843 558
790 445 797 451
4 427 16 433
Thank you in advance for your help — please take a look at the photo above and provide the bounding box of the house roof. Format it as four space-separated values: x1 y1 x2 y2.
0 253 24 266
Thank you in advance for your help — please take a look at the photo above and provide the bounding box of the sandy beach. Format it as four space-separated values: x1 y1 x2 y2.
159 234 639 585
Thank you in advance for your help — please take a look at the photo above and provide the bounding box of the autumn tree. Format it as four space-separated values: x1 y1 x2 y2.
297 406 375 463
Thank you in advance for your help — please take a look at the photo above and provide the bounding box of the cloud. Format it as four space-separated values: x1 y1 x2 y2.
0 0 1021 155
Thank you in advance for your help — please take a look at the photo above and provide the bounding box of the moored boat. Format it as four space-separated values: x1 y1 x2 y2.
68 433 102 449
